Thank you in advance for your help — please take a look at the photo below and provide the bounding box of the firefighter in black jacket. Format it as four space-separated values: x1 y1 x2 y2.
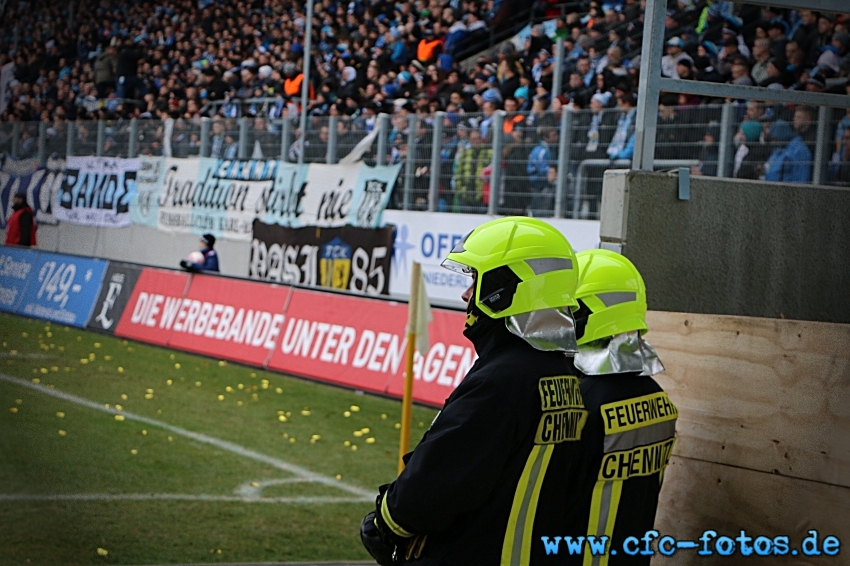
545 248 675 565
361 216 587 565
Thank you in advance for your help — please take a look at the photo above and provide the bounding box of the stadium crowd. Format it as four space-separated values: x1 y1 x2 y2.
1 0 850 203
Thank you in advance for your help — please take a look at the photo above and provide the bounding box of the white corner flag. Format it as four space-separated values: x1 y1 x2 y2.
406 262 433 354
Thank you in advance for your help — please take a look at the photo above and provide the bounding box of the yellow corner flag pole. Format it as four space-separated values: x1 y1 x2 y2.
399 261 421 474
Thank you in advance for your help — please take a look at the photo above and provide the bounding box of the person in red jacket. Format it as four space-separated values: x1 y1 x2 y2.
5 192 37 247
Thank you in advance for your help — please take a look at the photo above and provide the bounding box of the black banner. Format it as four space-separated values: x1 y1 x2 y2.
249 220 394 296
86 262 143 333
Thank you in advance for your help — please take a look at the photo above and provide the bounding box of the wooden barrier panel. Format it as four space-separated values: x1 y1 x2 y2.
646 312 850 563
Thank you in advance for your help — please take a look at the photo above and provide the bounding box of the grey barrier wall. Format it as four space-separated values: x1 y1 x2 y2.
22 223 252 278
599 170 850 324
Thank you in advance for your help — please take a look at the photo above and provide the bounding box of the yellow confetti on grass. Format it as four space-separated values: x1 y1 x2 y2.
225 386 234 392
250 372 257 378
237 383 244 389
130 449 138 455
94 343 101 348
170 354 176 359
289 437 296 443
40 367 48 374
336 474 342 480
56 412 65 418
366 437 376 444
350 405 360 412
80 359 89 365
58 430 67 436
168 436 173 441
278 415 287 422
117 367 124 373
394 423 401 429
195 381 202 386
15 399 22 404
381 414 388 419
218 395 225 401
166 379 173 385
353 431 363 437
361 427 370 434
114 415 125 421
343 440 351 446
300 410 311 416
121 394 128 400
174 363 181 369
96 548 108 556
32 378 40 384
144 393 154 400
9 407 18 413
351 445 358 451
142 430 147 435
218 360 227 366
115 404 123 411
88 353 95 361
275 387 283 394
343 411 351 417
251 482 260 487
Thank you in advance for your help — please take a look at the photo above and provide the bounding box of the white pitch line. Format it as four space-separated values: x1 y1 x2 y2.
0 493 369 504
0 372 375 501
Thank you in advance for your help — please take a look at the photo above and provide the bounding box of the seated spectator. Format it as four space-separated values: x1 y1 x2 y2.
750 38 772 84
661 38 693 78
733 118 768 180
527 127 559 216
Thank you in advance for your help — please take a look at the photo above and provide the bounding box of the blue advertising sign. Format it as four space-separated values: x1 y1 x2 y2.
0 246 36 313
16 251 108 327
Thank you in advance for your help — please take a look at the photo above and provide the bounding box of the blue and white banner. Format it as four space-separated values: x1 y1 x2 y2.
0 157 64 227
131 158 400 241
15 250 108 327
0 246 35 313
54 156 139 227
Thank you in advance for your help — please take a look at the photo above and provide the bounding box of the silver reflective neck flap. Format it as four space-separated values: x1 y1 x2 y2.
574 331 665 376
505 308 578 354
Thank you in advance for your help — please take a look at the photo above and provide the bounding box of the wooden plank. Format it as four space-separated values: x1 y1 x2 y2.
645 311 850 488
652 456 849 565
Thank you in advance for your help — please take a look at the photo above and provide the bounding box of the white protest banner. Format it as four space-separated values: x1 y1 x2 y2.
130 158 400 240
383 210 601 308
54 156 139 227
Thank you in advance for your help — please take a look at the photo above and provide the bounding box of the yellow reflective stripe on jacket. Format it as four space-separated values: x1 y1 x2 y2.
381 495 414 538
500 444 555 566
583 479 623 566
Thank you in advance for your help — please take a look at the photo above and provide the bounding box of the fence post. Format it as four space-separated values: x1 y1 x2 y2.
96 120 105 157
377 113 389 166
66 121 75 157
404 115 418 210
200 118 210 158
128 119 138 158
238 117 249 159
281 119 292 161
488 111 505 215
812 106 830 186
327 115 338 164
37 121 47 166
556 110 573 219
11 122 20 158
716 103 734 178
428 112 445 211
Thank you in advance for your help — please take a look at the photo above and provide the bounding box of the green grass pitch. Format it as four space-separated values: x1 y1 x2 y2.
0 312 439 565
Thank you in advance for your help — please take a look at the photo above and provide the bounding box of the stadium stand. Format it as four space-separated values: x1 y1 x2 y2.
1 1 849 215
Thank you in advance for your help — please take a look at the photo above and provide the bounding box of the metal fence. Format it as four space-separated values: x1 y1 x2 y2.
2 102 847 219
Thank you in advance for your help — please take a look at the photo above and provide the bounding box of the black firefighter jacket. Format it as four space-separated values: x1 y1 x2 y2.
380 317 677 566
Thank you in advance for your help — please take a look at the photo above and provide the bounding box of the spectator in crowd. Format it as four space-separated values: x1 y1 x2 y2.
764 119 812 183
452 127 492 212
606 85 637 161
750 38 772 84
733 118 767 180
829 128 850 185
527 126 557 212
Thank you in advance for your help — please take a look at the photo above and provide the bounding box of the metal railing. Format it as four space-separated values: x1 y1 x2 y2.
2 102 847 220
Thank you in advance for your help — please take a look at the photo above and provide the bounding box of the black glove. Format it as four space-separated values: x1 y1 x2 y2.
179 260 189 269
360 510 397 566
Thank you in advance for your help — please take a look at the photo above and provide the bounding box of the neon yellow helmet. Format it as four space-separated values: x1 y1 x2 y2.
574 249 647 345
441 216 579 319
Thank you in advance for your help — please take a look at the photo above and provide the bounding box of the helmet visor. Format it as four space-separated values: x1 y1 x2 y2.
440 258 475 275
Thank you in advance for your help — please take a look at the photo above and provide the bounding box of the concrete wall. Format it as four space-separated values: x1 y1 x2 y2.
600 170 850 324
3 223 252 278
